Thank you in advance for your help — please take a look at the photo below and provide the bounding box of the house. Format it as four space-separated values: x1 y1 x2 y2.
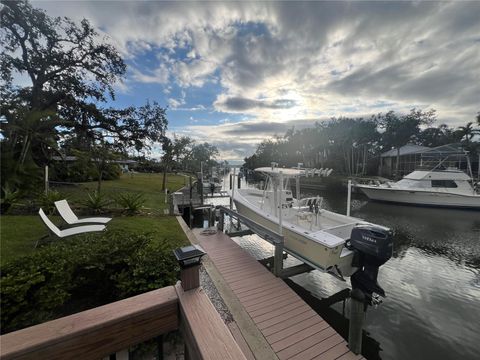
379 143 477 179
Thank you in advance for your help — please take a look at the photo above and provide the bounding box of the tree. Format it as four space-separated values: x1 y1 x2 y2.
187 143 220 173
417 124 455 148
1 1 169 191
1 0 125 111
457 122 479 146
1 0 126 190
377 109 436 179
160 135 194 190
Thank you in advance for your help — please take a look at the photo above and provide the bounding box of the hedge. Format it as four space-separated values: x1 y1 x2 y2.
0 230 180 334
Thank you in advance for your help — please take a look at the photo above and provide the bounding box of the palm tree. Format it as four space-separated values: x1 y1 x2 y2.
458 122 479 146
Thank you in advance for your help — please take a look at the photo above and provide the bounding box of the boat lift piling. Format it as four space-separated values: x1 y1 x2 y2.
275 171 284 276
348 288 366 354
296 162 303 199
347 179 352 217
230 168 236 210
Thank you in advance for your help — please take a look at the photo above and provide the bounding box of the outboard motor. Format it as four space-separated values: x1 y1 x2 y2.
348 224 393 305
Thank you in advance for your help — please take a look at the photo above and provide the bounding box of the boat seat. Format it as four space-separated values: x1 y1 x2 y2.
295 211 313 224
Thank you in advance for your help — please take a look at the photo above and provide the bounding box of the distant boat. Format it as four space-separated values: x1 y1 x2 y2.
356 169 480 209
230 164 393 300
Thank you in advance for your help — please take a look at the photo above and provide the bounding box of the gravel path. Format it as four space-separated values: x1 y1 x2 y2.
199 266 234 324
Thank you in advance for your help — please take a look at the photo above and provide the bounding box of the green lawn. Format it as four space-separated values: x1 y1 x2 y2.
1 173 191 266
0 215 189 267
55 172 189 212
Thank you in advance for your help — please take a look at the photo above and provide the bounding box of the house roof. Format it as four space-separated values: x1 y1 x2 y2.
381 143 467 158
381 144 430 158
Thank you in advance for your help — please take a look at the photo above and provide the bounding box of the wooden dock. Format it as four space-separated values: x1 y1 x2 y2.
190 226 365 360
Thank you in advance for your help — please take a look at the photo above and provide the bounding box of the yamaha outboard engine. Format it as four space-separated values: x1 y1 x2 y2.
348 224 393 305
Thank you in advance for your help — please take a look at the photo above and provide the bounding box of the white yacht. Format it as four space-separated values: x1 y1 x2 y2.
356 169 480 209
230 165 393 299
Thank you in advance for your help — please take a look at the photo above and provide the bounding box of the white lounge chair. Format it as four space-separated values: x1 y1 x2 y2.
37 208 106 247
55 199 112 225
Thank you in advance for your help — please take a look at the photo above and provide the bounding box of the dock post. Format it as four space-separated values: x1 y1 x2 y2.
348 288 365 355
273 239 284 277
346 179 352 217
273 172 284 277
189 177 193 228
168 193 174 215
230 168 236 210
209 206 215 227
218 209 224 232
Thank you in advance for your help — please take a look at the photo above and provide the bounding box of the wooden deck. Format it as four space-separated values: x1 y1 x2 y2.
193 228 365 360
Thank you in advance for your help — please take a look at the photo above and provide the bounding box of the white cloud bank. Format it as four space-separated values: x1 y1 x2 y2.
33 1 480 159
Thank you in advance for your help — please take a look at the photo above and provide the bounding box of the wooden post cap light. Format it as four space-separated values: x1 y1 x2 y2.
173 245 206 291
173 245 206 268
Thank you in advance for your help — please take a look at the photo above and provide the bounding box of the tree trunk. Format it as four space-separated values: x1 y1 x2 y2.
162 163 168 191
19 134 30 166
362 145 367 175
97 167 103 192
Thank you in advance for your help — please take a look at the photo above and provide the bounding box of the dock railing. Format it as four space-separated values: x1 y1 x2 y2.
0 266 246 360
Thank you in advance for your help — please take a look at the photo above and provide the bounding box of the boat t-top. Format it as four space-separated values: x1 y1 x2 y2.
230 163 393 301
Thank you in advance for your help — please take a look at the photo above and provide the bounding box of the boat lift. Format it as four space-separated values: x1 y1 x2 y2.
217 205 318 279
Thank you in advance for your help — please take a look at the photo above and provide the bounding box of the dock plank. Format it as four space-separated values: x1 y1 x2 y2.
248 294 301 317
252 300 307 324
311 342 351 360
256 305 313 330
266 316 324 344
287 333 344 360
192 228 361 360
271 320 330 352
276 327 336 360
336 353 364 360
235 280 286 298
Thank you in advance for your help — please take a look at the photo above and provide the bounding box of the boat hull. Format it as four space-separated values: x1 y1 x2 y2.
357 186 480 209
233 199 355 275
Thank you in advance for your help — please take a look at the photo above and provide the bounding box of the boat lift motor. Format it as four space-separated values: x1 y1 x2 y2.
348 224 393 305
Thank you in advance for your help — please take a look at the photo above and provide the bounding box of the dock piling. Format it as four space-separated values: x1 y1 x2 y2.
273 240 284 277
348 288 365 355
347 179 352 217
218 209 224 232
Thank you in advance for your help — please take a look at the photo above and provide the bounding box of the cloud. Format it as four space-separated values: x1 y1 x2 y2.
131 64 169 84
167 98 185 109
30 0 480 158
215 96 297 112
172 117 323 160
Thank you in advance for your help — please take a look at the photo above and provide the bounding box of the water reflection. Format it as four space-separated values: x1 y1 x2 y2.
209 178 480 359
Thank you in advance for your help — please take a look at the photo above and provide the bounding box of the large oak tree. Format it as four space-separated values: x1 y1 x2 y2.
1 1 168 190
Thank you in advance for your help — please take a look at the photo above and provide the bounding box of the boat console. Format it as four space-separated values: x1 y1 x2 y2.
347 224 393 305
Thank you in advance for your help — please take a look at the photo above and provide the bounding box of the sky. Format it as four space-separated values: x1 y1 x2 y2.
30 1 480 161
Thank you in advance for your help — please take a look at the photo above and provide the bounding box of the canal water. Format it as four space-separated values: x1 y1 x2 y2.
207 178 480 360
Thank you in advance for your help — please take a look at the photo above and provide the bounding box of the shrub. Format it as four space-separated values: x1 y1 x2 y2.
0 185 21 214
50 161 121 183
115 192 146 215
37 190 64 215
0 231 180 334
82 191 112 214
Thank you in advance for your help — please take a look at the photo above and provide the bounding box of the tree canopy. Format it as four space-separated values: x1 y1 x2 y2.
1 0 169 192
1 0 125 109
244 109 480 177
